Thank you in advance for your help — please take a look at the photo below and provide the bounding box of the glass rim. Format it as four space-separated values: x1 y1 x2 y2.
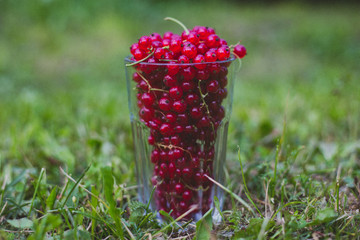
124 54 236 66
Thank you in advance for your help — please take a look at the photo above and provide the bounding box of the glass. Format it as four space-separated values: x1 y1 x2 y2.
125 56 237 222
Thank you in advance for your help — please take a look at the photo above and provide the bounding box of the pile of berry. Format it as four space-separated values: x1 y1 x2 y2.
127 18 246 220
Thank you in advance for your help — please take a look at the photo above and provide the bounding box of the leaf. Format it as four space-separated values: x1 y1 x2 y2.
102 166 124 238
316 208 337 222
195 208 213 240
7 218 33 229
46 186 58 210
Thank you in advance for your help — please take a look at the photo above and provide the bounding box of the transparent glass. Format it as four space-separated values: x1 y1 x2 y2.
125 56 237 222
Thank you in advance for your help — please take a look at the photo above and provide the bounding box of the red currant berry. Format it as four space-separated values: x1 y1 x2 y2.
170 38 182 54
233 44 247 58
197 26 210 40
205 34 220 48
216 46 230 61
138 36 152 51
169 86 183 100
160 123 172 136
139 106 154 122
182 190 192 201
159 98 172 112
178 55 189 64
193 54 206 70
204 50 217 62
182 43 197 59
141 92 155 107
133 48 145 61
187 32 200 45
150 32 162 42
130 43 139 55
166 62 180 76
190 107 203 120
163 31 173 39
207 80 219 93
182 81 195 92
172 100 187 113
154 47 165 59
175 183 184 195
163 74 177 87
166 113 177 124
197 43 209 55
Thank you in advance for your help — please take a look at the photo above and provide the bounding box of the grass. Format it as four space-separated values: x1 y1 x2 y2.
0 1 360 239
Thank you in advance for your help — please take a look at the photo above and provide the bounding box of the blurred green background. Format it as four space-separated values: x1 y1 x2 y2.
0 0 359 182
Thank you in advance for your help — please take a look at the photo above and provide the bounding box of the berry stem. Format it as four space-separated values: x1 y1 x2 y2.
126 51 154 67
164 17 190 35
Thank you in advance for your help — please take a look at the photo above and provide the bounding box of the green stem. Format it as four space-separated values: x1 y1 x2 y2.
164 17 189 34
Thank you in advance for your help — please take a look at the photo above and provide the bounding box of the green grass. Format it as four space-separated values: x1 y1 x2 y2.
0 1 360 239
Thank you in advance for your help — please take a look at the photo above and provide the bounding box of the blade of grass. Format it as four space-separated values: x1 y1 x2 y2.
60 167 109 209
28 168 45 216
205 174 255 215
61 164 91 209
270 201 304 222
238 148 263 217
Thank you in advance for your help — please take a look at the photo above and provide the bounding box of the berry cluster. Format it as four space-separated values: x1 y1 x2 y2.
127 18 246 220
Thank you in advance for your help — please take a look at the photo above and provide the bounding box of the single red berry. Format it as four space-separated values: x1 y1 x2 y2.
132 72 142 83
154 47 165 59
182 190 192 201
193 54 206 70
190 107 203 120
139 107 154 122
178 55 189 64
141 92 155 107
205 34 220 48
166 113 177 124
162 38 171 47
166 62 180 76
182 43 197 59
163 31 173 39
185 94 200 106
181 31 190 40
170 38 182 54
207 80 219 93
219 38 228 46
207 27 215 34
187 32 200 45
182 81 195 92
172 100 187 113
197 26 210 40
175 183 184 195
182 167 192 179
133 48 145 61
197 43 209 55
138 36 152 51
151 149 160 163
158 98 172 112
177 113 189 125
169 86 183 100
163 74 177 87
150 32 162 42
181 67 196 81
148 135 155 145
196 69 210 80
130 43 139 55
160 123 172 136
151 41 163 48
233 44 247 58
204 50 217 62
216 46 230 61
